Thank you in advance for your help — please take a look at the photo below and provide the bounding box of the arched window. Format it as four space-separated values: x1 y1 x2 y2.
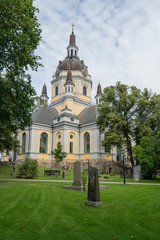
71 49 73 57
84 132 90 153
22 132 26 153
40 132 48 153
75 50 77 56
83 86 87 96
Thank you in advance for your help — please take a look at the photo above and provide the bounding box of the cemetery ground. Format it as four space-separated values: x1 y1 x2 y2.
0 166 160 240
0 165 160 183
0 180 160 240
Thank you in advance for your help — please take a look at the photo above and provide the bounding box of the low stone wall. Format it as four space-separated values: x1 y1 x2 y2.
15 158 132 177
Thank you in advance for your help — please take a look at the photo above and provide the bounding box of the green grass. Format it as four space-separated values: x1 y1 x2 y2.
0 181 159 240
0 165 160 183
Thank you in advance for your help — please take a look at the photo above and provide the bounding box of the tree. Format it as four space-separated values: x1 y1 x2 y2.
0 0 42 152
51 143 67 164
97 82 160 169
134 134 160 179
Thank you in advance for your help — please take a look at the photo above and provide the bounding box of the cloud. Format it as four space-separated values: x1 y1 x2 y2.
31 0 160 102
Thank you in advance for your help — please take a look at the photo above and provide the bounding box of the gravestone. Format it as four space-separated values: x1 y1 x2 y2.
86 166 102 207
73 161 82 186
133 166 141 181
62 170 66 179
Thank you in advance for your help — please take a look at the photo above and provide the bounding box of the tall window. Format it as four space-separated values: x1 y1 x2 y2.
105 145 111 154
22 132 26 153
40 132 48 153
83 86 87 96
117 145 121 161
84 132 90 153
55 86 59 96
104 133 111 154
70 142 73 153
71 49 73 57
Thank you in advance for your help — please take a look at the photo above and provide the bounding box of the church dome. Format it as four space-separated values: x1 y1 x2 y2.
58 57 86 71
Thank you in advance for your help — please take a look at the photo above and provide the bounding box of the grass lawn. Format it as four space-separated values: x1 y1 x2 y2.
0 180 160 240
0 165 160 183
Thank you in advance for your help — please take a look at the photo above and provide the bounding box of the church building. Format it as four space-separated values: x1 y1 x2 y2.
15 25 121 169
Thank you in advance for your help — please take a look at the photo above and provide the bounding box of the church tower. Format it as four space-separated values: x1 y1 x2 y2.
50 23 93 116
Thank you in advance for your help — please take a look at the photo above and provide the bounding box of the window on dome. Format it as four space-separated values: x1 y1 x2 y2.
71 87 73 93
84 132 90 153
75 50 77 56
68 87 70 92
65 87 67 93
39 132 48 153
83 86 87 96
71 49 73 57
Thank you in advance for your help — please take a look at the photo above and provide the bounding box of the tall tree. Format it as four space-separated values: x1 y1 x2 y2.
97 82 160 169
0 0 42 152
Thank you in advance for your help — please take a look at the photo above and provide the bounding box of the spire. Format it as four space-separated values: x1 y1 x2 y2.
40 83 49 106
69 22 76 46
97 82 102 95
41 83 47 96
64 64 75 87
95 82 102 105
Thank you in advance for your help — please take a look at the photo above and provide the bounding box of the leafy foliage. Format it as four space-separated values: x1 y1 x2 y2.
97 82 160 168
82 171 87 191
17 159 38 179
0 0 42 152
134 132 160 179
51 143 67 163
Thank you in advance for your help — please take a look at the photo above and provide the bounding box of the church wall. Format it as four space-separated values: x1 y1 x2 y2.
54 101 86 115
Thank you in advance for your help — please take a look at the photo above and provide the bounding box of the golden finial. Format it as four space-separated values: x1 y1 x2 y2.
72 22 74 33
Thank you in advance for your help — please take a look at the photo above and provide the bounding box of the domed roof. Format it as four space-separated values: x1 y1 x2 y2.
58 57 86 71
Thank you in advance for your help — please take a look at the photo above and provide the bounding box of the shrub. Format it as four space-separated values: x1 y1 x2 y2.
17 159 38 179
104 175 109 179
82 171 87 191
110 169 115 176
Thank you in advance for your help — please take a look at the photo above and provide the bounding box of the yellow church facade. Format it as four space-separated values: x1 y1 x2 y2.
9 25 121 170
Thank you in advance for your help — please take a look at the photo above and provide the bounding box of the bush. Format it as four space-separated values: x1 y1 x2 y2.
17 159 38 179
110 169 115 176
82 171 87 191
104 175 109 179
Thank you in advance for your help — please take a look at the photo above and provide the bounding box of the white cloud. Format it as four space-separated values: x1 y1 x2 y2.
30 0 160 102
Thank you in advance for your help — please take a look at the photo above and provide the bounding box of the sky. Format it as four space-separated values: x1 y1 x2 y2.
31 0 160 103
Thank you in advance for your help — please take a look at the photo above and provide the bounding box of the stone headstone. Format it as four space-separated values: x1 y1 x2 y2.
86 166 102 207
62 170 66 179
133 166 141 181
73 161 82 186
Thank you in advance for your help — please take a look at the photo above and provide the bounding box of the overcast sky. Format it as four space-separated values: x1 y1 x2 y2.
31 0 160 103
